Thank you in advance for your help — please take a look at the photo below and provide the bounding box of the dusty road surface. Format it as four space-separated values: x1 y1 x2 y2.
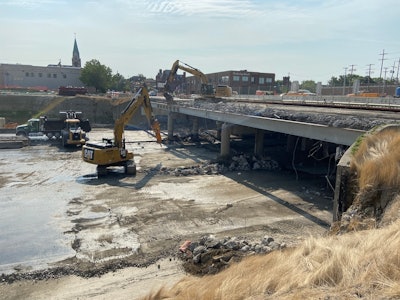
0 128 333 299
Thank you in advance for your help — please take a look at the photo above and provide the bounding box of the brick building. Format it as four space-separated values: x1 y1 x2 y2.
186 70 275 95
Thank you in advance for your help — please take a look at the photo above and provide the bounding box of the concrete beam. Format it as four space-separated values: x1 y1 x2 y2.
152 103 364 146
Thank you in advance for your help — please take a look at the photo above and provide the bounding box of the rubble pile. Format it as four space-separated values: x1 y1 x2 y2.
178 234 286 275
144 154 280 177
189 100 389 131
228 154 280 171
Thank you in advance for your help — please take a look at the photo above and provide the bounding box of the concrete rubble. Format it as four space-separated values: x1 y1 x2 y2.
143 154 280 177
178 234 286 275
186 100 394 131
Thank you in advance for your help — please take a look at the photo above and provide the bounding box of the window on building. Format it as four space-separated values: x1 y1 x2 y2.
25 72 29 77
63 74 67 79
233 75 240 82
53 74 57 78
266 78 272 83
242 76 249 82
30 72 34 77
220 76 229 84
251 77 255 83
38 73 42 77
259 78 265 84
48 73 51 78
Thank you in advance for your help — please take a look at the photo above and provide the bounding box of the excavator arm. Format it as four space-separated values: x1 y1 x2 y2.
114 85 161 148
164 60 213 102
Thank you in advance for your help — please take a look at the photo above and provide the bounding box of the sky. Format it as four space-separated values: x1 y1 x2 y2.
1 0 399 84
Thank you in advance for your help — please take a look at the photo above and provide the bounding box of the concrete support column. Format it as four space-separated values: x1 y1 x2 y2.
216 121 223 140
220 123 232 157
167 112 174 140
254 129 265 156
191 117 199 141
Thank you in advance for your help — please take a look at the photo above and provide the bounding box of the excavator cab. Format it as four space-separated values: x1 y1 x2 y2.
201 84 214 96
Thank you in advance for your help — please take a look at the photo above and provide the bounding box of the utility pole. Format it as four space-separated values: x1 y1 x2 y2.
397 58 400 84
366 64 374 91
379 49 387 79
349 64 357 75
390 61 396 81
343 67 348 95
383 67 388 95
348 64 356 91
379 49 388 94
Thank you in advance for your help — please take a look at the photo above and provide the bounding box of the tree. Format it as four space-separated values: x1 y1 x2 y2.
110 73 129 91
300 80 316 92
80 59 112 93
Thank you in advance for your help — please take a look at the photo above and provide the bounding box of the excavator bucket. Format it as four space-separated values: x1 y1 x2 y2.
163 92 174 104
151 120 162 144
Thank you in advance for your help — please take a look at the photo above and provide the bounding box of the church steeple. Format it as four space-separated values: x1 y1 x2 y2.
72 36 81 68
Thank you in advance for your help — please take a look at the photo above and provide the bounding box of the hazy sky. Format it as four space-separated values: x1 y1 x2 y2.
1 0 399 84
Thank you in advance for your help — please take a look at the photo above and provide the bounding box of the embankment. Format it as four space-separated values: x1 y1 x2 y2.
0 93 136 125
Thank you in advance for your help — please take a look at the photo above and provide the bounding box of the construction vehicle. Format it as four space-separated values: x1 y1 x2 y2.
395 87 400 98
163 60 232 102
82 85 162 176
16 111 91 147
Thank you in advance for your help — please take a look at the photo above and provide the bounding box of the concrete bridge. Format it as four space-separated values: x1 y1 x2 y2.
151 100 365 158
151 98 400 223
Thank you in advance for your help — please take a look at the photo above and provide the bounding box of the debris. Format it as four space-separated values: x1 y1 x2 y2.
178 234 286 276
179 240 191 253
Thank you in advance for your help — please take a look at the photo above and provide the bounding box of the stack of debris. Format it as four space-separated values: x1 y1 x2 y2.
178 234 285 275
145 154 280 177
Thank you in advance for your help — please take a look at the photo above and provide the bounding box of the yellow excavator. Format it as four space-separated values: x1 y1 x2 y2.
164 60 232 102
82 85 162 176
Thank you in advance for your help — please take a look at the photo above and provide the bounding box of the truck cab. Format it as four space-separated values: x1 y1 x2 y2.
16 119 40 136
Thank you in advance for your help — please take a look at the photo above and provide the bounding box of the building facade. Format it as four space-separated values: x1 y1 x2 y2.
186 70 275 95
0 38 83 91
155 69 186 94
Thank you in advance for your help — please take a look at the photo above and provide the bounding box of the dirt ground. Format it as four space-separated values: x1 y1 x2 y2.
0 128 333 299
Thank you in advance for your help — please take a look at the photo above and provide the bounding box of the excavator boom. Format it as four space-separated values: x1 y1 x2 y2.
164 60 214 102
113 86 161 147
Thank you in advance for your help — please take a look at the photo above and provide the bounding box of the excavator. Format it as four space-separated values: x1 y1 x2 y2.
163 60 232 102
82 85 162 176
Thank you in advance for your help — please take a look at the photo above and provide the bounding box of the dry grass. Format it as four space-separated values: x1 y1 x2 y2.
143 220 400 300
350 127 400 210
142 126 400 300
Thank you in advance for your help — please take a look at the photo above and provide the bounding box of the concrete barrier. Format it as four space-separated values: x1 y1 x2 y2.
0 135 29 149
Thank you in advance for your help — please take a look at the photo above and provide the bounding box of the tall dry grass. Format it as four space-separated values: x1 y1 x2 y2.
350 127 400 210
143 220 400 299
